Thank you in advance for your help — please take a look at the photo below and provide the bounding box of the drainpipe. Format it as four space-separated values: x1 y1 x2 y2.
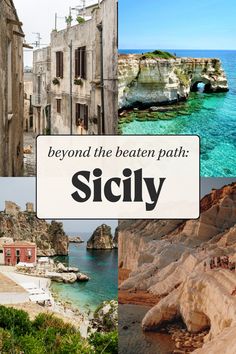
97 22 105 135
69 40 73 135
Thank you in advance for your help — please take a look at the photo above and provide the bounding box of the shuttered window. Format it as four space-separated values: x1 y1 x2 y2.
75 47 86 79
75 103 81 126
56 99 61 114
75 103 89 130
56 51 63 78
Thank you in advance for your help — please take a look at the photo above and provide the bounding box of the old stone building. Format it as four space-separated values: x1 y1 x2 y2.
24 69 33 132
32 46 51 135
33 0 118 135
0 0 24 176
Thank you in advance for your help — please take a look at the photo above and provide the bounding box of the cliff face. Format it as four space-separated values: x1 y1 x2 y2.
119 183 236 352
87 224 114 250
118 183 236 272
0 203 68 256
118 55 229 109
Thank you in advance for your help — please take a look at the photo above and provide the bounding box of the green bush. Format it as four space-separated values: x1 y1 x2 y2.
18 334 45 354
33 313 76 335
0 306 117 354
0 306 32 336
89 331 118 354
58 333 94 354
0 328 16 353
141 50 176 60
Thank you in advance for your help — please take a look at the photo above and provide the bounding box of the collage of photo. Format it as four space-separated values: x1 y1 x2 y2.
0 0 236 353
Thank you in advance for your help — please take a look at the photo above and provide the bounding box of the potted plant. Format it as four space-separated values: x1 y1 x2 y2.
76 16 85 24
65 15 73 25
52 77 60 86
74 78 83 86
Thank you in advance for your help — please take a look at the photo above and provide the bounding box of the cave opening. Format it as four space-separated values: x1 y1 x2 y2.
191 81 212 93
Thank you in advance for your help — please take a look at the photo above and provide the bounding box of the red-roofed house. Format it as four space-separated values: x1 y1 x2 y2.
3 242 37 266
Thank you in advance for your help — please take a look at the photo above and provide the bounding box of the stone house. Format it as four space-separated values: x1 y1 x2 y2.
3 241 37 266
32 46 51 135
0 0 24 176
33 0 118 135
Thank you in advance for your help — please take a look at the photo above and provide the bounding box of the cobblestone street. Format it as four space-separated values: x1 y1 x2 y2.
23 132 36 176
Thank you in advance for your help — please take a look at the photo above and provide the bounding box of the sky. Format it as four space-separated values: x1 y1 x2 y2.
14 0 100 67
201 178 235 197
119 0 236 50
0 178 117 233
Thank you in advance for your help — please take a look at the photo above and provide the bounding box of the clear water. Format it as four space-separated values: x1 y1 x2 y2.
120 50 236 177
119 304 175 354
51 232 118 313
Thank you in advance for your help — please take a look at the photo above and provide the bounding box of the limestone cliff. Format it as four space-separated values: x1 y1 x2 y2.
119 182 236 353
118 54 229 109
0 202 68 256
87 224 114 250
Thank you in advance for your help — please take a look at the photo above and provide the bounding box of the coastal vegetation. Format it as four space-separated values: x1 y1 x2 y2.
0 305 118 354
141 50 176 60
174 68 189 87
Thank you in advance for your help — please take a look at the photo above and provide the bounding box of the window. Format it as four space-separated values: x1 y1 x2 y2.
56 51 64 78
6 249 11 256
75 47 86 79
37 76 41 104
75 103 88 130
16 249 20 256
27 249 32 259
56 99 62 114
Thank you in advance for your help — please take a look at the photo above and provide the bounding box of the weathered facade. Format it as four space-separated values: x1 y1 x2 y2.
0 0 24 176
32 46 51 134
3 241 37 266
24 70 33 132
33 0 118 136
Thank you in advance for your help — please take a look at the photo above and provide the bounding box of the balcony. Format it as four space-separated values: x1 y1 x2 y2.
32 94 42 107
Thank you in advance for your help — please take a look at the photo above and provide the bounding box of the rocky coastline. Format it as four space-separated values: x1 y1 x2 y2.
118 52 229 134
118 53 229 110
0 201 68 256
68 236 84 243
16 261 90 284
118 182 236 353
87 224 116 250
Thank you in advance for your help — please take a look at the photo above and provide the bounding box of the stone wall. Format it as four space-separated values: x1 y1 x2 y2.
24 71 33 132
4 201 20 216
32 46 51 134
0 0 24 176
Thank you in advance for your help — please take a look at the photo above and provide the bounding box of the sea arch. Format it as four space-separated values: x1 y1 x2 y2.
190 78 212 93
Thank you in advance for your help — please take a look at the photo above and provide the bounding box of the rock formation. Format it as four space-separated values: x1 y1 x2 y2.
68 236 84 243
113 227 119 248
118 54 229 109
87 224 114 250
119 182 236 353
0 201 68 256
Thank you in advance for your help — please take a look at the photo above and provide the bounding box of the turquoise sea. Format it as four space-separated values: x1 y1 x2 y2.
51 232 118 313
119 49 236 177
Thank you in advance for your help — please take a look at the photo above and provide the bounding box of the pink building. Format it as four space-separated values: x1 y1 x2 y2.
3 242 37 266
